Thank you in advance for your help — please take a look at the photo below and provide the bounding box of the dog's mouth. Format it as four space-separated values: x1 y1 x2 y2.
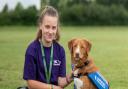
73 57 84 66
73 54 88 68
74 57 80 61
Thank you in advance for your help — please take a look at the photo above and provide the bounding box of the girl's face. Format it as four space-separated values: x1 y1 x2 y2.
40 15 58 43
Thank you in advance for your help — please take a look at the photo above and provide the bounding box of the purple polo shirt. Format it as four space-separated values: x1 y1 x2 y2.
23 40 66 85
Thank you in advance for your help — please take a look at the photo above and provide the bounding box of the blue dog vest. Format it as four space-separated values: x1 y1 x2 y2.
88 71 109 89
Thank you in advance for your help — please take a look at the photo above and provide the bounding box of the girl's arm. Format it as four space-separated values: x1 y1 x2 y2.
27 80 63 89
58 73 73 88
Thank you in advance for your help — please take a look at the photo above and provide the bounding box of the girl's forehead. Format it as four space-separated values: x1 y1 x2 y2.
42 15 58 25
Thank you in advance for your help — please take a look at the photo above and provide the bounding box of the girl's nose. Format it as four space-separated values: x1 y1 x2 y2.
48 28 53 33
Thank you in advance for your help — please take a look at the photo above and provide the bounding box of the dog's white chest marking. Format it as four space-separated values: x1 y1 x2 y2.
74 69 79 76
74 69 83 89
74 78 83 89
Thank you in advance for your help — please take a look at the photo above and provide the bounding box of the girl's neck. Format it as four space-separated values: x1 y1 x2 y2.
40 39 52 47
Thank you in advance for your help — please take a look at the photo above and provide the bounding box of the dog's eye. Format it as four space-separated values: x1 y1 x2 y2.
73 44 77 48
81 46 84 49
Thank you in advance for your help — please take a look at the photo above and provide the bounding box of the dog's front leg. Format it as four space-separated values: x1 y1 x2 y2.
74 78 83 89
73 69 84 89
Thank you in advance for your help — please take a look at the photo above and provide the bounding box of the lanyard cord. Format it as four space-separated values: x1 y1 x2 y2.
40 41 53 84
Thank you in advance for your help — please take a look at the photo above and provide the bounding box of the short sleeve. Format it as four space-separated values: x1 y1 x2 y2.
58 47 66 77
23 53 37 80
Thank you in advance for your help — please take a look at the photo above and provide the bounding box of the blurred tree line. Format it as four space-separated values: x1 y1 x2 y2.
0 2 38 25
1 0 128 26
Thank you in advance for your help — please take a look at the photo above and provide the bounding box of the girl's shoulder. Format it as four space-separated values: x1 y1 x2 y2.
53 41 63 48
53 41 65 53
28 40 39 48
25 40 40 56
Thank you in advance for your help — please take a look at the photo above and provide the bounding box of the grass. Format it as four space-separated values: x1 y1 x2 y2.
0 26 128 89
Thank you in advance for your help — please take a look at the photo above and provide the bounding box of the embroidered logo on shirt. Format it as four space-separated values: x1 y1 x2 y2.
53 60 61 66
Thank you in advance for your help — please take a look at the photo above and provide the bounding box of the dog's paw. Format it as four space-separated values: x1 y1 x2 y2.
74 78 83 89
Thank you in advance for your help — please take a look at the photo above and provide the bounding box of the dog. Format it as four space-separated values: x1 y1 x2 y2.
68 38 100 89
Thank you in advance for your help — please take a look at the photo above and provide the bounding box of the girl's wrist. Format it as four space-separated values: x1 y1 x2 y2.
49 84 53 89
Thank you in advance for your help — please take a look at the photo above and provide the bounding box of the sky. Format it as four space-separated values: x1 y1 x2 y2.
0 0 40 11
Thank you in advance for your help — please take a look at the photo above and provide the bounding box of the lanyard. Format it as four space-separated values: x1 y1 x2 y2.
40 41 53 84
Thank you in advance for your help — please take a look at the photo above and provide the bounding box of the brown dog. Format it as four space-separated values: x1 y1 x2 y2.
68 38 99 89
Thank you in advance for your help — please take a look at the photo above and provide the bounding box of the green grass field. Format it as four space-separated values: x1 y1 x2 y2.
0 26 128 89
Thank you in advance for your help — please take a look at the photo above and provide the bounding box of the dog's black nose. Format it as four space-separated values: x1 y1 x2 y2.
76 53 79 58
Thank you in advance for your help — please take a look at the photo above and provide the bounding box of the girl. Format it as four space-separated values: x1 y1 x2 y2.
23 6 73 89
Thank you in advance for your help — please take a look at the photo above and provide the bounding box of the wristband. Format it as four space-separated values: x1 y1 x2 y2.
49 84 51 89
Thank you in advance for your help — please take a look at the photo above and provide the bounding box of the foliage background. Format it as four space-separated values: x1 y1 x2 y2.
1 0 128 25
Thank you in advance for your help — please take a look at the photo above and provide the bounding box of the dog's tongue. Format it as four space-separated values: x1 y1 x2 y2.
75 58 79 61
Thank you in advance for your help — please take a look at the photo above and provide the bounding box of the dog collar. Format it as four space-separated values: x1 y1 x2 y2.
73 73 88 78
84 60 89 66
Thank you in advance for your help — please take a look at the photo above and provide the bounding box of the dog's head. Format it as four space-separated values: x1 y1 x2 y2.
68 38 91 67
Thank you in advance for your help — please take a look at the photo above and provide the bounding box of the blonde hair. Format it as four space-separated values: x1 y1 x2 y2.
36 6 60 41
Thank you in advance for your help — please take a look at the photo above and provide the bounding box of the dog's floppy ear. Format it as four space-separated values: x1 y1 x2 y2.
84 39 92 52
68 39 75 53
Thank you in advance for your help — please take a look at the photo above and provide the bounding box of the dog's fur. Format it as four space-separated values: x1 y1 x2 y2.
68 38 99 89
